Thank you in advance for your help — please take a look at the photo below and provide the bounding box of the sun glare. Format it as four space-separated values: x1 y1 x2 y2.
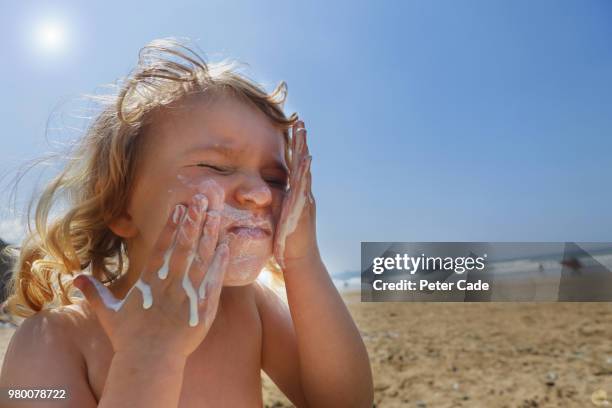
39 22 64 48
33 19 68 54
30 18 68 56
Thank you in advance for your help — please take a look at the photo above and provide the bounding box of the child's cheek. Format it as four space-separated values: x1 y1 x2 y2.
167 170 276 286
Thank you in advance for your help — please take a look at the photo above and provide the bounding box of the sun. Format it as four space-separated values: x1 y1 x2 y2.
34 19 68 54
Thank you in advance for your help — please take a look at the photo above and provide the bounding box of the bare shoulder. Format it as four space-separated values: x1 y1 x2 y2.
0 300 98 407
251 280 292 332
251 280 294 333
252 280 285 309
252 280 294 327
4 301 90 356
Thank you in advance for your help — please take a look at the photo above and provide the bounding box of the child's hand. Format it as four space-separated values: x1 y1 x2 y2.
274 120 319 269
73 188 229 358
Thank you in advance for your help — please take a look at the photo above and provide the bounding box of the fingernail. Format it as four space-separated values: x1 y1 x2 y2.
172 204 187 224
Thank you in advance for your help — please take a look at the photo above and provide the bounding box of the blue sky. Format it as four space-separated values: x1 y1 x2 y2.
0 1 611 274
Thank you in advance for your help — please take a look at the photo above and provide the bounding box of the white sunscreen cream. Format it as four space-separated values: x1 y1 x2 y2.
157 242 174 280
86 276 153 312
275 156 311 267
158 203 185 280
182 250 200 327
176 175 272 286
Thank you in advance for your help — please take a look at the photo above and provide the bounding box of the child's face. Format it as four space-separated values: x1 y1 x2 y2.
123 92 288 286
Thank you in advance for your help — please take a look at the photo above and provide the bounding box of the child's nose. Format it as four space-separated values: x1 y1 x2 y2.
234 177 272 208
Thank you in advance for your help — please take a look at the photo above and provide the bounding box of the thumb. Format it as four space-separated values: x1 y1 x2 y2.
72 274 117 316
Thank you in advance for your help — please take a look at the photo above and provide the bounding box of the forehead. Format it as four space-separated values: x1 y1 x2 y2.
145 92 287 159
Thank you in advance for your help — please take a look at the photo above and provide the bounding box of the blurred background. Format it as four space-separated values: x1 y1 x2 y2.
0 0 611 279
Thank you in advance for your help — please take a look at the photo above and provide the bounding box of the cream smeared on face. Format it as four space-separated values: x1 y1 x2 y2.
177 175 273 286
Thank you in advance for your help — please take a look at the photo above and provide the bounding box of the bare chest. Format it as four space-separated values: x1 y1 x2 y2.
82 303 263 407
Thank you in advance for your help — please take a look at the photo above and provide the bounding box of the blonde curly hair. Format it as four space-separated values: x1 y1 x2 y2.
3 38 297 317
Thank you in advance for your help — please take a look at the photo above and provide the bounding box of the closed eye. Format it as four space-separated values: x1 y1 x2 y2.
195 163 287 190
195 163 232 174
266 178 288 189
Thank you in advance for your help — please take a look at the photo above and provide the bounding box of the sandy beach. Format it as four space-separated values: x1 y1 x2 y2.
264 292 612 407
1 293 611 407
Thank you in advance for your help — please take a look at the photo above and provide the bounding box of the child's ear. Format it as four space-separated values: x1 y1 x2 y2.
108 213 139 239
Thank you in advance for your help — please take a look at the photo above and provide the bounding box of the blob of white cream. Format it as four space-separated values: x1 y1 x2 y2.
84 275 153 312
182 251 199 327
176 175 273 287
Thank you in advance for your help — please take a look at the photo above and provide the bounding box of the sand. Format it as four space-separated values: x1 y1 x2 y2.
2 293 611 407
264 293 612 407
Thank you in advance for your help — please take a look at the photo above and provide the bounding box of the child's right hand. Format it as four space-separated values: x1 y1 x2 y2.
73 189 229 359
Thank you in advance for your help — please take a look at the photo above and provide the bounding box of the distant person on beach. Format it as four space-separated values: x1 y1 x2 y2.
0 39 373 407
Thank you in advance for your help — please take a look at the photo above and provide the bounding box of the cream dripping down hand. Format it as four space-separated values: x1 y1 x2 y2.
73 190 230 358
274 120 317 269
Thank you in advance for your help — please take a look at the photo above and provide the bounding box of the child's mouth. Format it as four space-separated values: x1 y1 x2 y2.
227 225 271 240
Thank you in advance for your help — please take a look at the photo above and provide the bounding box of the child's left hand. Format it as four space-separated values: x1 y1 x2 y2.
274 120 320 270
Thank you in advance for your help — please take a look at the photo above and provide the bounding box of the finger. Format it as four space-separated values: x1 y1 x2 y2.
286 156 310 225
290 122 300 174
301 124 310 157
290 120 297 161
274 188 296 267
206 183 225 213
275 140 307 265
197 240 229 301
166 194 208 285
305 156 315 204
274 154 313 268
294 125 306 175
177 194 208 246
191 211 222 291
72 274 117 320
290 127 307 186
192 179 225 214
293 156 311 209
290 153 311 195
198 243 230 328
142 203 186 281
296 123 308 158
303 155 312 190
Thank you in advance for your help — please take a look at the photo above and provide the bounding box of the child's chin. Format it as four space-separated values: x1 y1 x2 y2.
222 257 267 286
